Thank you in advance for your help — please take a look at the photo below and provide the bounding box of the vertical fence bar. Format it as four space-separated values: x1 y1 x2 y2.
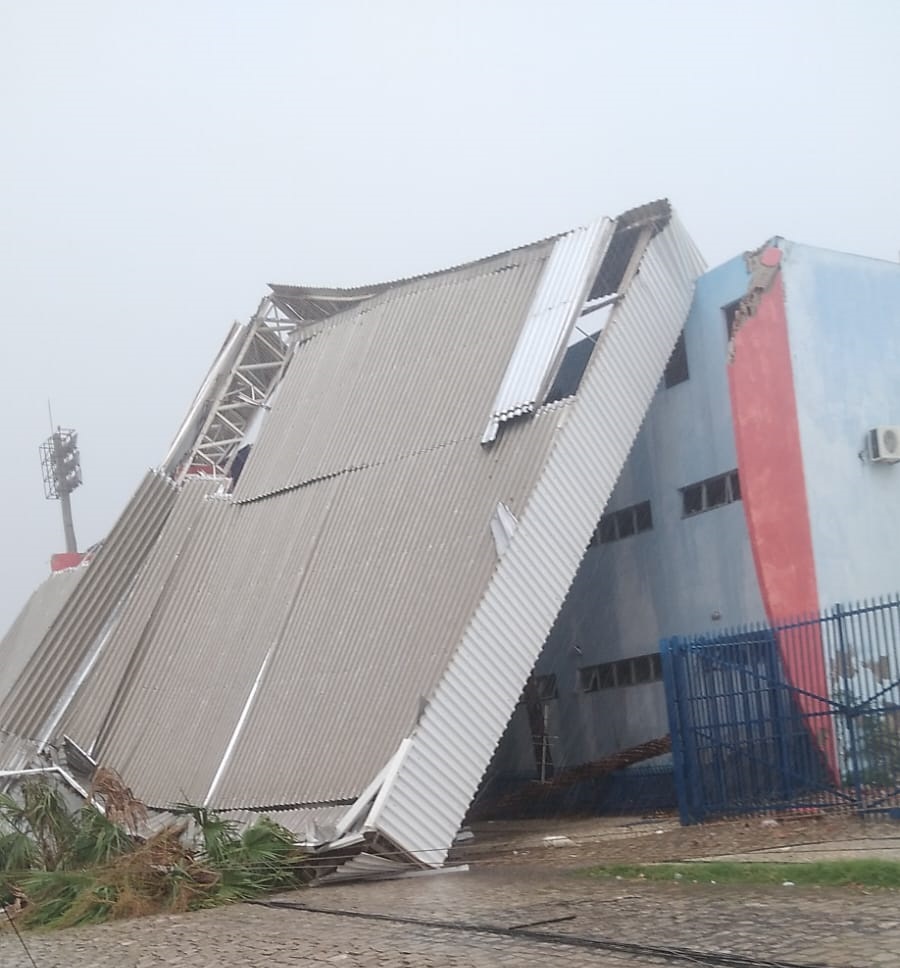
661 637 691 825
835 602 864 808
764 628 791 802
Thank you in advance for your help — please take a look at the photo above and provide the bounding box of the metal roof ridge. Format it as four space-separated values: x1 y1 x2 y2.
266 225 581 300
268 200 673 319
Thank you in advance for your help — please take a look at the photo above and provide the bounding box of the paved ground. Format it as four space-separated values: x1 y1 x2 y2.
706 836 900 863
3 815 900 967
452 812 900 868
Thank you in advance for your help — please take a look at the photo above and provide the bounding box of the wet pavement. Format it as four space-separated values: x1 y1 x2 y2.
701 836 900 863
2 864 898 967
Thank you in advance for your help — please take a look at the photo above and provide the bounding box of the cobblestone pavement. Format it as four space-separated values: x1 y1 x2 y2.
3 865 899 967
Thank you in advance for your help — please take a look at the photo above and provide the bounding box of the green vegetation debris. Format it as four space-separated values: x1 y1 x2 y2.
0 772 311 929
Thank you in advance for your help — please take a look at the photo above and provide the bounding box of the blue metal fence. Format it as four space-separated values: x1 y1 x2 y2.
662 595 900 824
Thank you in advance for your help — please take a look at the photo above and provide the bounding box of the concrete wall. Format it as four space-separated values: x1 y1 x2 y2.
782 243 900 604
492 240 900 780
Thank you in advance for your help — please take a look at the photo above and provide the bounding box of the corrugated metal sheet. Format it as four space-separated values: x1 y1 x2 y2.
234 243 554 500
481 219 614 442
315 852 415 884
54 477 226 763
0 204 705 882
142 803 351 843
53 409 566 809
372 213 706 866
0 567 85 705
0 472 178 766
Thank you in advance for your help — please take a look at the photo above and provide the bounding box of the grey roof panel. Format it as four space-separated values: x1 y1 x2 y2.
0 472 178 766
0 568 84 706
0 203 705 880
236 242 553 500
54 407 565 809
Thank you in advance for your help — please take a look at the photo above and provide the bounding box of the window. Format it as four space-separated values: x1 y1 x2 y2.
591 500 653 546
579 667 601 693
663 331 689 387
534 674 559 701
634 501 653 532
544 331 599 404
588 222 643 300
633 655 655 684
614 659 634 687
578 651 664 693
680 470 741 517
723 300 742 339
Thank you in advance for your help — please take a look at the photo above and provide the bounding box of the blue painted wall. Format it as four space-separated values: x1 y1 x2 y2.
495 255 769 772
490 241 900 781
782 243 900 604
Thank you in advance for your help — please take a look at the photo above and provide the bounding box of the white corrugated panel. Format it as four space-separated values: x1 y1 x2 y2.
234 246 552 501
372 213 705 866
0 472 178 765
316 852 417 884
0 568 85 705
481 219 614 443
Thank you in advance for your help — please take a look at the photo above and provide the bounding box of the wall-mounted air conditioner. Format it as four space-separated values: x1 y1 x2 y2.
869 426 900 463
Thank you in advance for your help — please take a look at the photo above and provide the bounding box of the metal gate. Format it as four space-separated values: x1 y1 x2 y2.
662 596 900 824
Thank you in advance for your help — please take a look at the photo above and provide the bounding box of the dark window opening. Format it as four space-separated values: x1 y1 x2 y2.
535 674 559 701
614 659 634 687
663 331 689 387
587 201 670 301
706 475 727 508
723 300 742 338
579 667 600 692
229 444 252 489
682 483 704 516
617 511 636 539
578 651 664 694
545 332 598 404
634 501 653 532
681 469 742 517
598 515 617 544
597 664 616 689
591 500 653 546
633 655 654 684
589 224 641 300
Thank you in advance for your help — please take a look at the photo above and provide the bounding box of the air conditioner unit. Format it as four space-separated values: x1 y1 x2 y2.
869 426 900 463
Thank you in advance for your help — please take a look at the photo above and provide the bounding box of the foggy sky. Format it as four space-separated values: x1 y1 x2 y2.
2 0 899 633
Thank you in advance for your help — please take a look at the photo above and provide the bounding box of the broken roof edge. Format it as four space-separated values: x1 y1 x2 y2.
269 199 673 319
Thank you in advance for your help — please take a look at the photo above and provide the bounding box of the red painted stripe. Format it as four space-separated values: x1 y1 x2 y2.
727 252 835 774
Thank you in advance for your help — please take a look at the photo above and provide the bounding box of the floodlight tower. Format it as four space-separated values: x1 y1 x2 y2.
39 427 82 554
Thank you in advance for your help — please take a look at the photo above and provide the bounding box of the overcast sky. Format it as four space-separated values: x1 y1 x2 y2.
2 0 899 633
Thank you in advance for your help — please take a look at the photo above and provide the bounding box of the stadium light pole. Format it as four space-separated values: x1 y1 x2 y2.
39 426 82 554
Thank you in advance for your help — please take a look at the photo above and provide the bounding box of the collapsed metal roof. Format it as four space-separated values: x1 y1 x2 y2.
0 200 704 876
0 567 85 707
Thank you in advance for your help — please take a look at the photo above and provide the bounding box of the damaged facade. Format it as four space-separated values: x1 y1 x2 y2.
0 201 704 877
4 211 897 868
491 238 900 784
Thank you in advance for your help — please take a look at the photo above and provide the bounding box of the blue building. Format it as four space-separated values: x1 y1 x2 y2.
494 239 900 782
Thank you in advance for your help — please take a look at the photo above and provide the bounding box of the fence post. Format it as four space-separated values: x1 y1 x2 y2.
834 603 864 808
763 628 792 801
661 636 692 825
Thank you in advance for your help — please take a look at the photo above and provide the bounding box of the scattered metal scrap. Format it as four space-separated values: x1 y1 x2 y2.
471 735 672 820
